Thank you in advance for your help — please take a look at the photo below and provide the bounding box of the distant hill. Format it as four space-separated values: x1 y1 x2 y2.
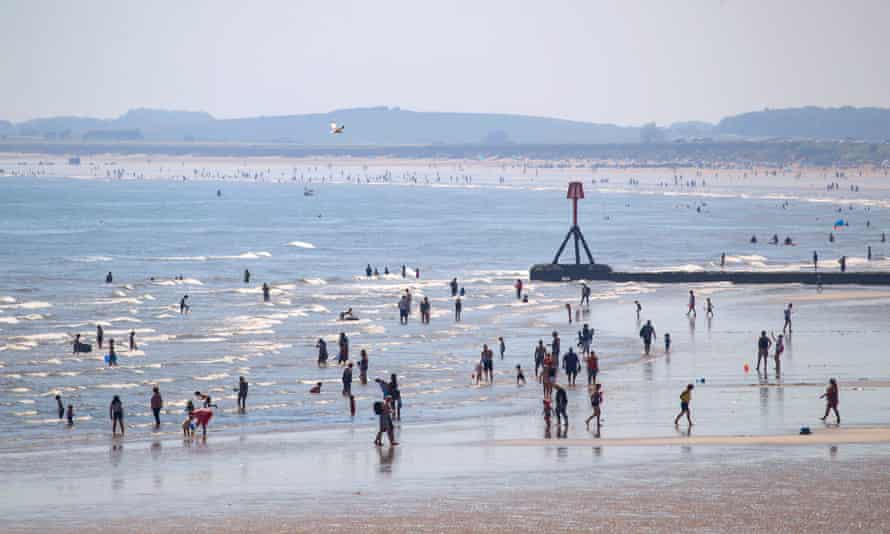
7 106 890 145
10 107 641 145
715 106 890 141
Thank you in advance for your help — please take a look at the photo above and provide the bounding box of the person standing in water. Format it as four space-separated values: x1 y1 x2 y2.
365 264 373 277
771 332 785 369
813 251 819 271
481 344 494 383
150 386 163 427
110 395 124 435
398 295 409 325
674 384 694 426
180 295 190 314
389 374 402 421
262 283 270 302
705 298 714 318
338 332 349 365
580 283 591 307
359 349 369 385
97 324 104 350
55 394 64 419
783 303 793 334
534 340 546 379
420 297 431 324
720 252 726 269
454 297 462 322
639 320 656 355
498 336 506 360
244 269 251 283
820 378 840 424
401 264 407 278
107 339 117 366
757 330 772 372
316 337 329 367
236 376 248 411
686 290 696 317
105 272 113 284
839 255 847 273
342 363 354 397
565 303 573 323
514 279 523 300
634 300 642 321
450 278 459 297
128 329 136 351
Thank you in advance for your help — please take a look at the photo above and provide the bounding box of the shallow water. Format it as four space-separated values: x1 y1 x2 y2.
1 160 890 453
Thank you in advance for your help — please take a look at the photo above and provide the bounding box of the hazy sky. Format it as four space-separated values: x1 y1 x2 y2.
3 0 889 125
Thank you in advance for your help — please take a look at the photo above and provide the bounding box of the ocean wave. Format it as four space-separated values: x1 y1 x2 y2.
72 255 113 263
300 278 327 286
0 301 52 310
287 241 316 249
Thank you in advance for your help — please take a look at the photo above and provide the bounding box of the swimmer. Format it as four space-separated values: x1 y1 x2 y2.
309 382 322 394
262 283 270 302
339 307 357 321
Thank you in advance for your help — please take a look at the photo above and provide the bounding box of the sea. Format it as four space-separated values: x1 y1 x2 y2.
2 157 890 451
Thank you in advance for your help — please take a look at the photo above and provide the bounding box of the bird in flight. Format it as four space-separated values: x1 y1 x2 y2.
330 122 345 134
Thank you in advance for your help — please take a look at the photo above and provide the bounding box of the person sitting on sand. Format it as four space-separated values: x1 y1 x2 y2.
309 382 323 394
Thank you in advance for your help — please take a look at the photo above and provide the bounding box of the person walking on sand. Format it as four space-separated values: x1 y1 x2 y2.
359 349 369 385
634 300 642 321
149 386 163 427
585 383 603 435
706 298 714 318
585 350 599 385
110 395 124 435
374 400 398 447
498 336 506 360
639 320 656 355
757 330 772 372
674 384 694 426
820 378 840 424
783 303 793 334
454 297 462 322
686 290 696 317
553 383 569 427
236 376 248 411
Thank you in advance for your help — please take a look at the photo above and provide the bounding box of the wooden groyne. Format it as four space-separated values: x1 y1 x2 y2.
528 263 890 285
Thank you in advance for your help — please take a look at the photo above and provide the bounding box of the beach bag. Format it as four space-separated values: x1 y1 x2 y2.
373 401 383 415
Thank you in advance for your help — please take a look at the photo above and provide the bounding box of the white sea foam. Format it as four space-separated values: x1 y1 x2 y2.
287 241 316 249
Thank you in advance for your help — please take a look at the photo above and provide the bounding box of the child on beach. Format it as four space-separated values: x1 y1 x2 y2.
771 332 785 366
674 384 694 426
820 378 840 424
182 414 194 437
473 361 483 385
585 383 603 434
516 365 526 385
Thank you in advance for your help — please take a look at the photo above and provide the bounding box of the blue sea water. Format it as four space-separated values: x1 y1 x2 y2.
2 171 889 449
